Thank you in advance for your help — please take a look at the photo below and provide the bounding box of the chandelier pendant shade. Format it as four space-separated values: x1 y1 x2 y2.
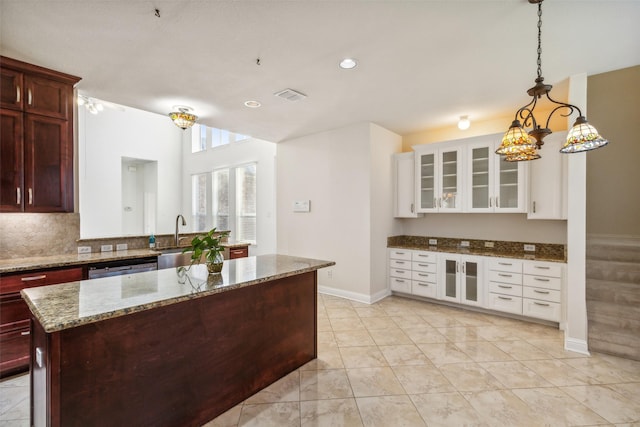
169 106 198 129
495 0 609 161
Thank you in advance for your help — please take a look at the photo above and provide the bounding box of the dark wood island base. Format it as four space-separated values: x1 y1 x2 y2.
29 270 319 426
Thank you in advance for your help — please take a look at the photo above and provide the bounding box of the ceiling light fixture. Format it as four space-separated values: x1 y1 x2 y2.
496 0 609 161
457 115 470 130
339 58 357 69
168 106 198 129
244 100 261 108
78 94 104 115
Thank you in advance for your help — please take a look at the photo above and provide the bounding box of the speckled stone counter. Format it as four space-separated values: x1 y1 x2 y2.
22 254 334 333
388 235 566 262
0 249 160 274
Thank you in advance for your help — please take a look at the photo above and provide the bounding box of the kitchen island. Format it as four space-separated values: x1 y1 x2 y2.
21 254 334 427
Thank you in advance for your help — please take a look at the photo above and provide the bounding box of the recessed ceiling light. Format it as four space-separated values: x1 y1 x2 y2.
458 115 471 130
339 58 357 69
244 100 261 108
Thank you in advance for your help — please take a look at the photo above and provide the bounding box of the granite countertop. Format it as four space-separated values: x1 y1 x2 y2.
21 254 335 333
0 249 160 274
388 243 565 262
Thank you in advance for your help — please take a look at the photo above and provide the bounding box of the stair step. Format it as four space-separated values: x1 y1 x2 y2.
587 238 640 263
586 260 640 284
587 279 640 305
586 300 640 329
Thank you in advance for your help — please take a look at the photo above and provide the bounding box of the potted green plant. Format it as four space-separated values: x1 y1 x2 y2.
183 228 229 274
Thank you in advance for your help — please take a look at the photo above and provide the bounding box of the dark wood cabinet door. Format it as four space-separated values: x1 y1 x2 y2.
0 109 24 212
24 114 72 212
0 68 23 110
24 75 71 119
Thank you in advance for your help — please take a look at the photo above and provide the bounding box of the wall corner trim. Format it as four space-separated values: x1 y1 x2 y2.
564 336 590 356
318 286 390 305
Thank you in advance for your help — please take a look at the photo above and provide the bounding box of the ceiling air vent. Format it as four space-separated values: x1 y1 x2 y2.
274 88 307 102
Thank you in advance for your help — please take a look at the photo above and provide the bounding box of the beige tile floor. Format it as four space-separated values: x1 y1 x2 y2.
1 294 639 426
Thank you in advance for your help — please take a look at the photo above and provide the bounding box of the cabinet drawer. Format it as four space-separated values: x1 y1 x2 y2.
389 267 411 280
412 281 437 298
488 259 522 273
390 277 411 293
0 293 30 331
523 275 561 291
489 282 522 297
412 251 436 263
523 298 561 322
412 271 436 283
412 261 437 274
523 287 561 303
488 270 522 285
1 266 83 294
523 262 562 278
390 259 411 270
488 293 522 315
389 249 412 261
228 247 248 259
0 326 30 377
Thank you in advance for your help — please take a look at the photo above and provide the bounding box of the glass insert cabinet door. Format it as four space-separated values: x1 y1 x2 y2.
418 152 436 210
440 149 459 210
461 259 482 306
471 146 491 210
498 159 519 209
442 258 460 302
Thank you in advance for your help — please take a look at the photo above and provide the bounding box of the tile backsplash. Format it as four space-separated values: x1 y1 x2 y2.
0 213 80 259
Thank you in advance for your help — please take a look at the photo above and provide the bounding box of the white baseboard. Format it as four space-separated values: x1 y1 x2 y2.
318 285 391 305
564 336 590 356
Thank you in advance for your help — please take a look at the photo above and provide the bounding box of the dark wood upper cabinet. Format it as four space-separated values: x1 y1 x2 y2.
0 56 80 213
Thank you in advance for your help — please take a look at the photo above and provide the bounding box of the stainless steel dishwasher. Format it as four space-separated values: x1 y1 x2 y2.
87 257 158 279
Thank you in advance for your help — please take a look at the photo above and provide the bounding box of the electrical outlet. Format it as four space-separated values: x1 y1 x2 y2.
101 244 113 252
429 239 438 245
327 270 333 280
524 244 536 252
77 246 91 254
116 243 128 251
460 240 470 247
484 241 494 248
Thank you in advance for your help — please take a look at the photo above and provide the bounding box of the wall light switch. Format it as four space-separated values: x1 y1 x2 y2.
524 244 536 252
460 241 470 247
116 243 128 251
293 200 310 213
101 244 113 252
77 246 92 254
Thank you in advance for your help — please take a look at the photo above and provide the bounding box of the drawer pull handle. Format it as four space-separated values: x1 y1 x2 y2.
21 331 30 336
21 274 47 281
396 279 405 283
534 266 550 270
534 302 550 307
418 273 429 277
498 285 512 289
417 254 429 258
395 270 405 274
534 290 550 294
498 296 512 301
418 263 429 267
534 277 550 282
498 262 512 266
395 261 405 264
395 252 405 255
498 273 512 277
418 282 429 287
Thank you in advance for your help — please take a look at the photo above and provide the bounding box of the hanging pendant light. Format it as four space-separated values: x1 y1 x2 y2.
496 0 609 161
168 106 198 129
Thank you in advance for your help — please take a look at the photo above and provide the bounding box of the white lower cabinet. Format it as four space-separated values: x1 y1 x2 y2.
438 255 483 306
522 260 563 322
487 259 523 315
411 250 438 298
389 249 412 293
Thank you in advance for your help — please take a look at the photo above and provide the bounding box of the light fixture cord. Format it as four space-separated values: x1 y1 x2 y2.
536 2 543 79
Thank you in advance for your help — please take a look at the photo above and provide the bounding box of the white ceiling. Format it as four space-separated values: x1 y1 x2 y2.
2 0 639 143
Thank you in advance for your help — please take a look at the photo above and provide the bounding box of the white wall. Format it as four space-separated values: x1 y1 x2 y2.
277 122 401 302
78 104 182 238
181 132 277 256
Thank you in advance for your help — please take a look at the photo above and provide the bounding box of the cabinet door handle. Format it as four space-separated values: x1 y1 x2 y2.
534 302 550 307
410 203 414 213
534 277 550 282
498 273 512 277
21 274 47 281
456 261 459 273
462 263 466 274
498 296 512 301
16 188 21 204
533 201 536 213
16 86 21 103
21 330 31 336
28 188 33 205
433 198 437 208
498 285 512 289
534 290 550 294
496 197 500 207
489 197 492 207
28 89 33 105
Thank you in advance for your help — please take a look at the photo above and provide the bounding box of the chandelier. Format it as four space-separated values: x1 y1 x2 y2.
168 106 198 129
496 0 609 162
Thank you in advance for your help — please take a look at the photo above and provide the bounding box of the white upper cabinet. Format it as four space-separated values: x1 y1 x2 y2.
527 131 568 220
414 143 463 213
465 134 527 213
393 152 421 218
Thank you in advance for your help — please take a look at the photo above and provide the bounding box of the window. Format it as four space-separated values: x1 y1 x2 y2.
191 125 207 153
191 125 249 153
191 163 257 244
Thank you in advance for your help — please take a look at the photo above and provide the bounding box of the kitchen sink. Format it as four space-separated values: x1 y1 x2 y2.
157 247 193 270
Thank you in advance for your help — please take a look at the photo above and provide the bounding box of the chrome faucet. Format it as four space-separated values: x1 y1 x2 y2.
175 214 186 246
